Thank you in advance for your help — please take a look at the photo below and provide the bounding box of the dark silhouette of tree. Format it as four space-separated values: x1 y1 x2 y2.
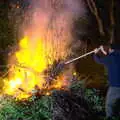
85 0 120 45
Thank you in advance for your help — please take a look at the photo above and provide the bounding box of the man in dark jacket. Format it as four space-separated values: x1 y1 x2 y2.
94 44 120 118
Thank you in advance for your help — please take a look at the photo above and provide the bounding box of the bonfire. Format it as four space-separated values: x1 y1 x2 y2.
1 0 85 100
3 36 72 99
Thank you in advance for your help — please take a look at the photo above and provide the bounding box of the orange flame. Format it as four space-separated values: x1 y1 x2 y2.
3 0 78 99
3 35 70 99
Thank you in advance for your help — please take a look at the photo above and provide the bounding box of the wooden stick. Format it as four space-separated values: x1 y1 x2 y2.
65 49 98 65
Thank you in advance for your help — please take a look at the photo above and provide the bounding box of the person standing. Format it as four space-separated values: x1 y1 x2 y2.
93 44 120 119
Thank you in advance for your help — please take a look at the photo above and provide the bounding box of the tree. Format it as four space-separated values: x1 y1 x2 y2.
84 0 120 45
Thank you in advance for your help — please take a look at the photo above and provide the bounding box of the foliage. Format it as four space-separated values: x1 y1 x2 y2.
70 80 105 114
84 88 105 116
0 3 14 49
0 95 52 120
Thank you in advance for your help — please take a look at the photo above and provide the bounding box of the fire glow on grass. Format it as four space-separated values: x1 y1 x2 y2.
3 36 69 99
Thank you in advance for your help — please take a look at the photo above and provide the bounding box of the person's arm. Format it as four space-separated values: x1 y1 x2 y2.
93 54 108 64
93 46 109 65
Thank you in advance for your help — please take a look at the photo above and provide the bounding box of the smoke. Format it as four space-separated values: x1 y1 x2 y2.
23 0 86 60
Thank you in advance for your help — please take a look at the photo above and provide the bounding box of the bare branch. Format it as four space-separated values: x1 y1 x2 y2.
110 0 115 26
86 0 95 14
110 0 115 44
86 0 105 36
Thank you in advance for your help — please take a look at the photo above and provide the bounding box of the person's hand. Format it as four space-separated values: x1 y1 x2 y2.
99 45 107 55
94 48 100 54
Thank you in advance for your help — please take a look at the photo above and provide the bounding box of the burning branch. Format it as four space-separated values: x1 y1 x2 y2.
44 60 65 85
86 0 105 37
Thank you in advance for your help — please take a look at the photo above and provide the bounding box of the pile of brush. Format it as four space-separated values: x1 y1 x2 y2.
52 87 94 120
43 59 65 85
27 59 66 98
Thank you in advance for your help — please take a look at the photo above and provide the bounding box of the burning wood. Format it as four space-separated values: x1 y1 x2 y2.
44 60 65 85
18 88 25 92
3 58 67 99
